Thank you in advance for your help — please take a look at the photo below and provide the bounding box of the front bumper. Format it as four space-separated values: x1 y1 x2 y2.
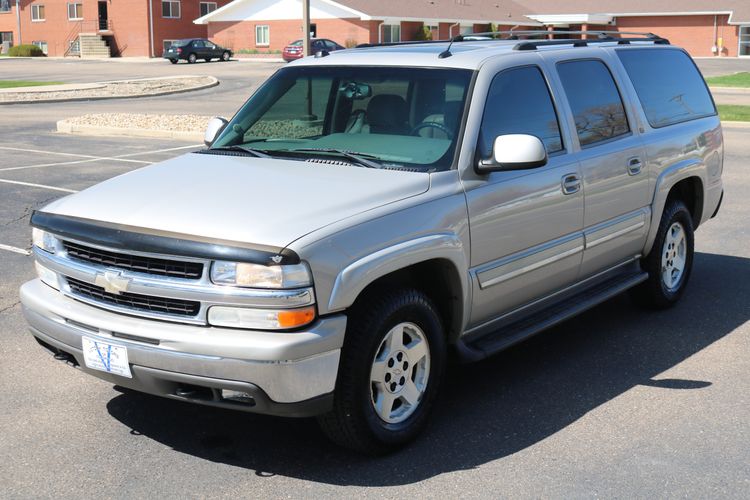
20 279 346 417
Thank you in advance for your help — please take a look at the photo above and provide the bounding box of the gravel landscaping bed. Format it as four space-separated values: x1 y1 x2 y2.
0 76 217 103
63 113 212 132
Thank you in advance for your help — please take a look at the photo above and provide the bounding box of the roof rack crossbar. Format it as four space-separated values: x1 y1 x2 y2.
513 36 670 51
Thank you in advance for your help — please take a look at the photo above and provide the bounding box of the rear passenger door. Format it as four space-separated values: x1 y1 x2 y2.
465 63 585 328
551 55 650 278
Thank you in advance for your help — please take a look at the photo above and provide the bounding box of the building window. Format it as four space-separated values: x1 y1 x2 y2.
382 24 400 43
199 1 216 17
740 26 750 57
162 39 177 53
1 32 12 44
67 2 82 20
255 24 269 46
0 0 11 13
425 24 438 39
161 0 180 19
31 4 45 21
32 40 48 54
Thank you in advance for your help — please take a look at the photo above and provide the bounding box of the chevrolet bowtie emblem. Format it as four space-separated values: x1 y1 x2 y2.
94 270 131 295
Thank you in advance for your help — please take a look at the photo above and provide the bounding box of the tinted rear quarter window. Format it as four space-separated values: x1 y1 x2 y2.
557 59 630 147
616 49 716 128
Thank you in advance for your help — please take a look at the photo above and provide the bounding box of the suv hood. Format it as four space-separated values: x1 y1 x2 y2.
42 153 429 249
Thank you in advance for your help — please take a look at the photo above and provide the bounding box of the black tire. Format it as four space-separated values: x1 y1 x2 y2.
169 59 178 64
631 199 694 309
204 58 211 62
221 51 230 61
187 53 196 64
317 288 446 455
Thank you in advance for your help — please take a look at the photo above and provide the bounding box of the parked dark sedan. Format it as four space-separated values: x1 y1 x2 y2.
282 38 345 62
164 39 233 64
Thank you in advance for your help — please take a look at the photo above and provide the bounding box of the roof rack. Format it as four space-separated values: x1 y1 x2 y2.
355 30 669 58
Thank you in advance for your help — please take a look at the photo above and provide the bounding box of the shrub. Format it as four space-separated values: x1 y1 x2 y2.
414 26 433 41
345 38 358 48
8 44 45 57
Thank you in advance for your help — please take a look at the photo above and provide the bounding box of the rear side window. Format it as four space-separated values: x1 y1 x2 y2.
557 59 629 147
478 66 563 157
617 49 716 128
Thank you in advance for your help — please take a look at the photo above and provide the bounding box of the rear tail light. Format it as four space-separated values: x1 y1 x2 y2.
176 48 182 54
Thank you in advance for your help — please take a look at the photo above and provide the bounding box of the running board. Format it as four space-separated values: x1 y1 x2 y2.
456 270 649 362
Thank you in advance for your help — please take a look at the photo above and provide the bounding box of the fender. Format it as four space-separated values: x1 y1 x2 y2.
327 233 471 330
643 159 706 255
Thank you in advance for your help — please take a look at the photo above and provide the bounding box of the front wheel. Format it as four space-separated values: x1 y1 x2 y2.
317 289 446 455
631 199 695 308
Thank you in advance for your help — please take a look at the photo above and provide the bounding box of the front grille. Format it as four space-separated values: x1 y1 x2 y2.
63 240 203 279
66 276 201 317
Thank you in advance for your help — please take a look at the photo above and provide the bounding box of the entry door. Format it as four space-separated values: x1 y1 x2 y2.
98 1 108 31
466 65 584 328
555 58 650 278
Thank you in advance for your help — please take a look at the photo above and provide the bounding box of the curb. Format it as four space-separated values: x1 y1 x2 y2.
57 121 203 142
721 120 750 128
0 76 219 105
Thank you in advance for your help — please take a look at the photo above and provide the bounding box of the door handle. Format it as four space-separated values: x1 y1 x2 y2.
561 174 581 195
627 157 643 176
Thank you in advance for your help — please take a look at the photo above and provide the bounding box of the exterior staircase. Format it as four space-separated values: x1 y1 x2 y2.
78 34 110 58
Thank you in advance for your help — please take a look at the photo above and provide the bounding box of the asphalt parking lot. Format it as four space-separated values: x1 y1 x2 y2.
1 58 749 498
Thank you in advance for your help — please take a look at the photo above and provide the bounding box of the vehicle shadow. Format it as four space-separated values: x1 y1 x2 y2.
106 252 750 485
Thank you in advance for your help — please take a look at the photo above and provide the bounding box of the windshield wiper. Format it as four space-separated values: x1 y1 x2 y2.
208 145 272 158
275 148 383 169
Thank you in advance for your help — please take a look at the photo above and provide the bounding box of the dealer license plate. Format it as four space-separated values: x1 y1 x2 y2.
81 337 132 378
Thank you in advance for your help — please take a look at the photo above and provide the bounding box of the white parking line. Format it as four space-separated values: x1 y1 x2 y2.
0 179 78 193
0 243 30 256
116 144 202 157
0 146 100 159
0 157 151 172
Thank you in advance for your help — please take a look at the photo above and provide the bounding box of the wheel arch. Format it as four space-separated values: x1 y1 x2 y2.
644 161 706 255
327 234 470 343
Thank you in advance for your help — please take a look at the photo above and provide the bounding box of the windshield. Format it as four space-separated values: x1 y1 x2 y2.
211 66 473 171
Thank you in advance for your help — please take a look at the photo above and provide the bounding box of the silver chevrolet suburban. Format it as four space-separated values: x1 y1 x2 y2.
21 32 724 454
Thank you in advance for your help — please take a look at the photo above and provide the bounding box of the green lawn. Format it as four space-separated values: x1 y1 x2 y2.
705 72 750 88
717 104 750 121
0 80 63 89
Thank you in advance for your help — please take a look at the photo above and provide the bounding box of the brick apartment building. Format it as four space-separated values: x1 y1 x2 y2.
1 0 750 58
0 0 231 57
195 0 750 58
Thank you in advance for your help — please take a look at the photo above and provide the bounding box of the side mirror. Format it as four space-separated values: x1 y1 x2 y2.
204 116 229 147
476 134 548 174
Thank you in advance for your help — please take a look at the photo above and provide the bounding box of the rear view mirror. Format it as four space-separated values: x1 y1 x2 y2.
204 116 229 147
339 82 372 100
476 134 548 173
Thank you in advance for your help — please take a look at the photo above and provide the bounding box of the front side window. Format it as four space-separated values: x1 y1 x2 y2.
31 4 45 21
255 25 269 46
557 59 629 147
211 66 473 171
161 0 180 18
478 66 564 158
617 49 716 128
199 1 216 17
67 2 82 20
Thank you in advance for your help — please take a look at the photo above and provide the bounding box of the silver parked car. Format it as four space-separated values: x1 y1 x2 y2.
21 32 724 454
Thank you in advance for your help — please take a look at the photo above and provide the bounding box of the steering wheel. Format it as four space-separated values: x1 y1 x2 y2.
410 121 453 139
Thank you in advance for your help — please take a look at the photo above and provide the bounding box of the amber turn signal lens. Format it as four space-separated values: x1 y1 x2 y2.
277 307 316 328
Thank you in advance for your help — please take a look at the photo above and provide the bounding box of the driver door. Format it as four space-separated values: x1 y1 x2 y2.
465 63 585 328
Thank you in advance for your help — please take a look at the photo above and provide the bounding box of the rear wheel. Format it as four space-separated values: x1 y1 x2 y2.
187 53 197 64
631 199 694 308
221 51 230 61
317 288 446 455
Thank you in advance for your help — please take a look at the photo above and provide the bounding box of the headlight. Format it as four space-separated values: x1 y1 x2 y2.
211 261 312 288
208 305 316 330
32 228 56 253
